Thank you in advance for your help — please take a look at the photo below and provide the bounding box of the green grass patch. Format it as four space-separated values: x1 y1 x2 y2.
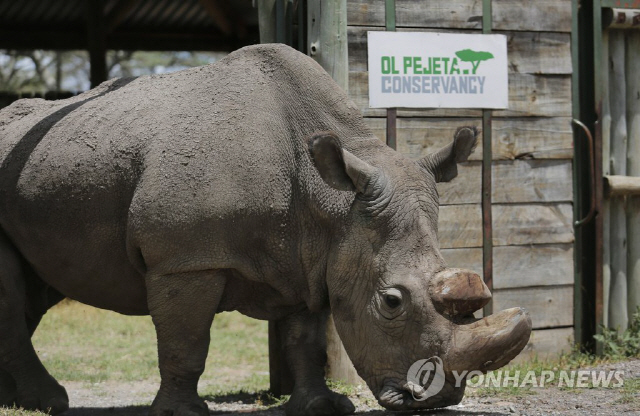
32 300 269 387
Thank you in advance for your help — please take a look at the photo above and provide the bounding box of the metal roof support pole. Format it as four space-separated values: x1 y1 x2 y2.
86 0 107 88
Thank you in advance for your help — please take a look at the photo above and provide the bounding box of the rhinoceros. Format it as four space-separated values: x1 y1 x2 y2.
0 44 531 416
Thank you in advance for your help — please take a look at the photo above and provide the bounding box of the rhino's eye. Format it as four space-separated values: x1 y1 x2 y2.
384 294 401 309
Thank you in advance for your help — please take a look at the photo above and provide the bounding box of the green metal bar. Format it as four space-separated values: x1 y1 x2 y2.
385 0 396 31
385 0 396 149
482 0 493 317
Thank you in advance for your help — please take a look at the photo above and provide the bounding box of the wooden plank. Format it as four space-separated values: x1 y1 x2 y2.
438 205 483 249
492 0 572 33
436 160 573 205
363 117 573 161
492 204 574 247
494 74 572 118
609 30 628 330
438 203 574 249
494 244 574 289
604 175 640 197
349 72 571 118
363 117 484 160
626 31 640 320
348 27 571 75
492 117 574 160
513 327 574 362
501 31 572 75
442 244 574 289
493 285 574 329
347 0 482 29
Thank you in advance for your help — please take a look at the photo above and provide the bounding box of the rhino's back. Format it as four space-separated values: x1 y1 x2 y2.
0 44 374 314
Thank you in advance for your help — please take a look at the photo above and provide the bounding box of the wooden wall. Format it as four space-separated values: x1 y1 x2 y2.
346 0 574 359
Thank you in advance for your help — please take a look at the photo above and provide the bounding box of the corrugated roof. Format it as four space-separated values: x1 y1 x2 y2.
0 0 260 51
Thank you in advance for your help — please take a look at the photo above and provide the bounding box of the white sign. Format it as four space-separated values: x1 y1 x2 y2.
367 32 508 109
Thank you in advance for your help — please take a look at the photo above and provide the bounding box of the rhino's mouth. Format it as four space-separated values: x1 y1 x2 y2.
377 307 531 411
377 375 465 410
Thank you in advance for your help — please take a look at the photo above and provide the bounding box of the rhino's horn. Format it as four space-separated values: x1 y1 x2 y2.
429 268 491 317
445 307 532 373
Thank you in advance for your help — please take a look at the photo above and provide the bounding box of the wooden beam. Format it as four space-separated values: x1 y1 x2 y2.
86 0 108 88
604 175 640 197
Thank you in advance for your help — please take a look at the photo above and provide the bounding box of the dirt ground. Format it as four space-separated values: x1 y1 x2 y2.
59 359 640 416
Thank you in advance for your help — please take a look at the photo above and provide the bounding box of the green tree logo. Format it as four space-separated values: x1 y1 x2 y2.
455 49 494 74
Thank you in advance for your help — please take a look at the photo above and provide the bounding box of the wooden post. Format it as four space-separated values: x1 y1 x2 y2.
258 0 277 43
626 31 640 319
86 0 107 88
608 30 628 331
307 0 347 89
307 0 360 385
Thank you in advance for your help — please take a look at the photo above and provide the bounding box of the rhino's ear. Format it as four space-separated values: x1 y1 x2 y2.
309 132 380 194
419 126 478 183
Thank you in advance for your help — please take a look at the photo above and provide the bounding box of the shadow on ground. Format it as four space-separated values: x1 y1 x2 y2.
63 406 509 416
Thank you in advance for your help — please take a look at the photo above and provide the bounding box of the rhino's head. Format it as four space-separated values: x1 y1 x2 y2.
309 127 532 410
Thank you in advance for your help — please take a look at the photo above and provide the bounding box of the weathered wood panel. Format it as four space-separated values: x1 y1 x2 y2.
349 72 571 118
514 327 574 362
438 204 574 249
502 31 572 75
347 0 482 29
492 0 572 33
348 0 572 33
363 117 484 160
494 74 572 118
438 205 483 249
436 160 573 205
492 204 574 247
493 285 573 329
348 27 571 75
492 117 573 160
363 117 573 161
442 244 574 289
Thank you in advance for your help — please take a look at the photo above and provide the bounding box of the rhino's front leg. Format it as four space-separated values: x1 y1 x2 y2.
146 270 227 416
280 309 355 416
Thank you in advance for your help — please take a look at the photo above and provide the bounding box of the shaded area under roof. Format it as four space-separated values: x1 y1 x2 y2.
0 0 260 52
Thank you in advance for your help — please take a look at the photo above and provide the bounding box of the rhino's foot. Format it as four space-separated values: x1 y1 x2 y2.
285 387 355 416
149 394 209 416
15 373 68 415
0 369 16 408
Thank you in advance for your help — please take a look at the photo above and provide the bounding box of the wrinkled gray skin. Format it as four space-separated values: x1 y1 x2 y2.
0 44 531 416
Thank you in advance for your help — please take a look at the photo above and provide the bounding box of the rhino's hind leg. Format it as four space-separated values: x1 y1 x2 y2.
0 369 16 407
280 309 355 416
146 270 228 416
0 231 68 414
